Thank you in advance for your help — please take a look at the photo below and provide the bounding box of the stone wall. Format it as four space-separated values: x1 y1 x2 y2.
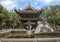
34 33 60 38
0 32 11 38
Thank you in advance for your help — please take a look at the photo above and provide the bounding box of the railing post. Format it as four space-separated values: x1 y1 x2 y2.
57 40 60 42
33 40 37 42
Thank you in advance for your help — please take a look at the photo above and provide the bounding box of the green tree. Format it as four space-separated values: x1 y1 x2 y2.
8 11 20 29
0 5 9 28
0 5 20 29
41 5 60 26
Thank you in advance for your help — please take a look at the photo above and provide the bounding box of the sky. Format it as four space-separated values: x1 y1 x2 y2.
0 0 60 11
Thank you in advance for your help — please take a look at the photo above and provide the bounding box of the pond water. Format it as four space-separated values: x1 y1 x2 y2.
2 31 60 38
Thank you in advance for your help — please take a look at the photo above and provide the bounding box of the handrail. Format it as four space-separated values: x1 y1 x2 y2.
20 18 38 20
0 38 60 42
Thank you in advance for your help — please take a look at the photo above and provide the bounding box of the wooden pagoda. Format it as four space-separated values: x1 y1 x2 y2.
14 4 43 30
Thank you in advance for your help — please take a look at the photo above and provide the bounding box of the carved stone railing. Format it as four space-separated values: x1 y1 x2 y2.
20 18 38 20
0 38 60 42
0 29 12 33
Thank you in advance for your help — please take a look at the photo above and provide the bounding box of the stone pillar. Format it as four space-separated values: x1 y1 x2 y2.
27 21 32 36
0 41 1 42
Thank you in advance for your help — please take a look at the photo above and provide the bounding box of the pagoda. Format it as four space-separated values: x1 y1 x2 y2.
14 4 43 31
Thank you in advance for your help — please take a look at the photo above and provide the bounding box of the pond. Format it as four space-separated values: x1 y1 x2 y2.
3 31 34 38
0 30 60 38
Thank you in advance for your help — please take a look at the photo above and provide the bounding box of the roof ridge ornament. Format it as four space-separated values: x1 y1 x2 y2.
23 4 36 11
27 4 32 7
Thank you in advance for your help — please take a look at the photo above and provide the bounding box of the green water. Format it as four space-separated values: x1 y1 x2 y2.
1 31 60 38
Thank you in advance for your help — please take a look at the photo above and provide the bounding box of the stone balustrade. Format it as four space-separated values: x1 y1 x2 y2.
0 38 60 42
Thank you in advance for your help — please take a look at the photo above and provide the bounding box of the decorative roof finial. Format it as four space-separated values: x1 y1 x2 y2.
23 3 36 10
28 3 30 5
27 3 31 7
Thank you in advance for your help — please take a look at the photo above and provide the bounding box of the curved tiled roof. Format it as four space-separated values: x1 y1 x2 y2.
14 4 43 14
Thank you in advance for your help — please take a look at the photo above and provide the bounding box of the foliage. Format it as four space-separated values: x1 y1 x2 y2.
0 5 20 29
41 5 60 26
